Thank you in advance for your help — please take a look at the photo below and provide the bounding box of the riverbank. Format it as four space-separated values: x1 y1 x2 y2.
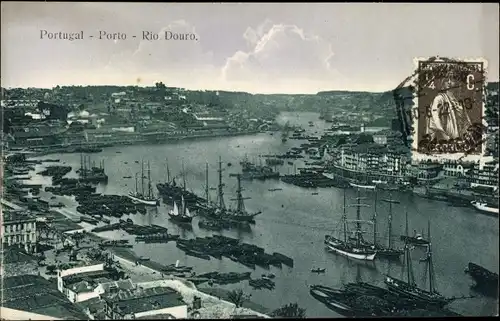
7 120 498 317
6 129 261 157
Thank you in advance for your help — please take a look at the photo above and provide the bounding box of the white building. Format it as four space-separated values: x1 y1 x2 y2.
1 211 37 253
57 262 106 303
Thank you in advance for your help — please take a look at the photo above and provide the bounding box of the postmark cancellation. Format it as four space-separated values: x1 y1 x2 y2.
410 57 488 162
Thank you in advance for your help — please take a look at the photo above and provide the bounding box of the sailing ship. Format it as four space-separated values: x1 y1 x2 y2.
325 188 377 261
470 200 499 216
168 196 193 223
384 214 449 307
196 162 217 216
128 161 159 206
360 191 404 259
201 157 262 223
220 171 262 222
156 159 205 208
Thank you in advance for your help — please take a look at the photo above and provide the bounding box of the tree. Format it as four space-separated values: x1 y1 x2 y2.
271 303 306 318
155 81 166 89
227 289 249 308
356 133 374 144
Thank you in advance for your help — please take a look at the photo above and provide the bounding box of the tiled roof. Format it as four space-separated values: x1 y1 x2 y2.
105 287 185 315
3 210 36 223
100 279 135 292
68 280 96 294
136 313 176 319
2 247 38 264
1 275 88 320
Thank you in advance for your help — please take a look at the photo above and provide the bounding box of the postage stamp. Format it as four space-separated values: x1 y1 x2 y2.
393 57 488 162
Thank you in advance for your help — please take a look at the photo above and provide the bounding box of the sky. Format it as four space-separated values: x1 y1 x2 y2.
1 2 499 94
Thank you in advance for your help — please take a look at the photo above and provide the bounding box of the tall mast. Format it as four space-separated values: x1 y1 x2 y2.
181 195 186 215
404 210 415 286
141 160 145 196
182 162 186 191
80 153 83 175
166 158 170 183
355 189 362 248
147 161 152 198
383 193 400 249
233 174 250 213
427 220 435 293
217 156 226 210
135 173 138 194
205 162 210 205
83 155 87 176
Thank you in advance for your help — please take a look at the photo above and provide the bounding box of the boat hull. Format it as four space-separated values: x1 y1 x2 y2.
168 213 193 223
471 201 499 216
309 288 357 316
326 244 376 261
465 262 499 290
384 275 448 307
128 194 159 206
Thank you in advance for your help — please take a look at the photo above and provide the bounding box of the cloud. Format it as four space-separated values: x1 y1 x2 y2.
222 21 338 93
104 20 219 88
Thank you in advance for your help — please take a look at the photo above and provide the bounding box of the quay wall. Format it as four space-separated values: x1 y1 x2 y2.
9 130 260 151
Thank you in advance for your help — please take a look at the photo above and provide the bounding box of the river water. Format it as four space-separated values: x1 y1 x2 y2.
30 112 498 317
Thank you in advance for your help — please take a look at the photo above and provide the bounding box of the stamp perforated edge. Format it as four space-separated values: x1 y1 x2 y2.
410 56 490 163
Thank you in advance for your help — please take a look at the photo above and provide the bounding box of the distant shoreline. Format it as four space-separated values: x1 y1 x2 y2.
7 130 261 156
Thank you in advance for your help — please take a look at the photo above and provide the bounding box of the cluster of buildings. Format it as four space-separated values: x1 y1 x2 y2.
56 262 188 319
0 191 266 320
1 259 189 320
1 85 273 149
327 124 498 191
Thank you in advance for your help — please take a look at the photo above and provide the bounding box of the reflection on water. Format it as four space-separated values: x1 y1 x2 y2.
29 112 498 317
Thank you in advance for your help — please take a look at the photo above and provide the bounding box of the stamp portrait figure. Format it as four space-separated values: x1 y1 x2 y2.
426 77 472 141
416 59 485 155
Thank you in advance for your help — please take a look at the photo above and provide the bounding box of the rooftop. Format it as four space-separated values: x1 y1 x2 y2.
76 296 106 314
2 247 38 264
104 287 185 315
2 210 36 223
50 219 84 233
136 313 176 319
67 280 96 294
100 279 136 292
1 275 88 320
62 269 111 286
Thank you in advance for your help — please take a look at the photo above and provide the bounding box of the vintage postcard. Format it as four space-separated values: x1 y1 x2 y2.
1 2 499 320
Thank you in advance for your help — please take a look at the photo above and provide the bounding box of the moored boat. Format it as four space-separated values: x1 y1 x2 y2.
385 217 450 307
465 262 499 297
325 188 377 261
471 200 499 216
128 161 159 206
168 197 193 223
